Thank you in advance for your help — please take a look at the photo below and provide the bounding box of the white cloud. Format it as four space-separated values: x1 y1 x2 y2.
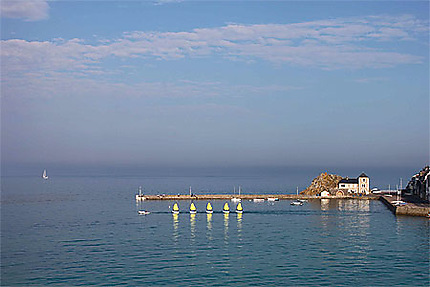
1 14 427 81
0 0 49 21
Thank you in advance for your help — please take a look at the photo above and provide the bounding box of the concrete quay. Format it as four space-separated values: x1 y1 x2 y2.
380 195 430 217
137 193 380 201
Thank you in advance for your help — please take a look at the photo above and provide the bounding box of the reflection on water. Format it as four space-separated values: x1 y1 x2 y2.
206 213 212 241
237 213 242 242
172 213 179 243
359 200 370 211
224 213 229 243
321 199 330 211
338 199 370 211
190 213 196 240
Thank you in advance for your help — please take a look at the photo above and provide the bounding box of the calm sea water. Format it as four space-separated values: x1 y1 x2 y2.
1 173 429 286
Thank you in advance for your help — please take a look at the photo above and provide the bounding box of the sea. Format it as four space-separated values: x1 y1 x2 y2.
1 167 429 286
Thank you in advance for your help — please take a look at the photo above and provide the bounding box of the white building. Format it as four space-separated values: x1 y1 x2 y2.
338 173 370 195
320 190 330 198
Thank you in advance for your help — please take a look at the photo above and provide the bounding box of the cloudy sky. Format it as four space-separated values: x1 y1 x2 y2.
1 1 428 170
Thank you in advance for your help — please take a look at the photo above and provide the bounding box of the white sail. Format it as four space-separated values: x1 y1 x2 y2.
42 169 48 180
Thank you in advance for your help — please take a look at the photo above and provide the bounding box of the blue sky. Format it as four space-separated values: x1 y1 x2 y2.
1 1 429 170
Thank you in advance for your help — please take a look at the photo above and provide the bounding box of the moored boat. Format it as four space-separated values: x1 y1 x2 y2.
231 186 242 202
135 186 145 201
291 200 303 206
138 210 150 215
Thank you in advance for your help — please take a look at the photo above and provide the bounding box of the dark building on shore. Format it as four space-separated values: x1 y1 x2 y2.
405 166 429 202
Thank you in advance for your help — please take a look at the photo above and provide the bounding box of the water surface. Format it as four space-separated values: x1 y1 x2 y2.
2 175 429 286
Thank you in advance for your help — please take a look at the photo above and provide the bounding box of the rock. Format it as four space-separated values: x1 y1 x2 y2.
301 172 343 196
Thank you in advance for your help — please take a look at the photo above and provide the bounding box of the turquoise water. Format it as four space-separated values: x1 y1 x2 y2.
2 175 429 286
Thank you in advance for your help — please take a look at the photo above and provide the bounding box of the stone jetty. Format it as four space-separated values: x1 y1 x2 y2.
138 194 379 201
380 195 430 217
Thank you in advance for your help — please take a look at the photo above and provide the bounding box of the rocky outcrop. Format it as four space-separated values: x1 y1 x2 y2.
301 172 343 196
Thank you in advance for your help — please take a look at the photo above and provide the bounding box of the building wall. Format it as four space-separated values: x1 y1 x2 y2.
338 177 370 194
358 176 370 194
338 183 358 193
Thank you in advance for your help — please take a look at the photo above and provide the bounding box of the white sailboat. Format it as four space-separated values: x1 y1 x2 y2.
231 186 241 202
296 187 307 203
291 187 304 205
42 169 49 180
135 186 145 201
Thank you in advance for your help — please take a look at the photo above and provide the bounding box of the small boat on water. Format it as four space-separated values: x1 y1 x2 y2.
231 186 242 202
253 198 264 203
291 200 303 206
138 210 150 215
223 202 230 214
42 169 49 180
267 197 279 201
292 187 305 205
172 202 180 214
206 202 213 214
236 202 243 213
190 202 197 214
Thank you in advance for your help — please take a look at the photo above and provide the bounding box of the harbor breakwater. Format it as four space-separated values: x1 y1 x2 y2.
138 194 429 216
380 196 430 217
138 194 379 201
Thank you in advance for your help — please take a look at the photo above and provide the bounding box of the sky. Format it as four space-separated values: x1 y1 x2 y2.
1 0 429 172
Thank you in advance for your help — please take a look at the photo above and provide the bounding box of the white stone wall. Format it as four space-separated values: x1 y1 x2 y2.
338 183 358 193
358 176 370 194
